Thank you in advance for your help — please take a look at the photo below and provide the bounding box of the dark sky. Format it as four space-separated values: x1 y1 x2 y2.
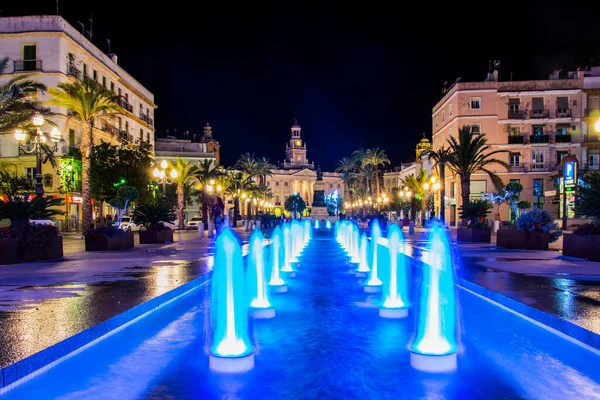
5 1 600 170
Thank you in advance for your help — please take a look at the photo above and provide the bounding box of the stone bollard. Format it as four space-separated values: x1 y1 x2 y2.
493 220 500 233
198 222 205 237
208 222 215 238
409 220 415 234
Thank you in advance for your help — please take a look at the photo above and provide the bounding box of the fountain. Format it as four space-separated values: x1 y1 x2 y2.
409 224 457 372
209 227 254 373
246 229 275 319
268 226 288 293
325 219 332 230
363 218 383 293
349 224 360 265
378 225 409 318
354 233 370 277
281 224 296 277
314 219 320 230
303 219 311 249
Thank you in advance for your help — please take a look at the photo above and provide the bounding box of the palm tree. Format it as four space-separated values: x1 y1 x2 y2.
168 157 199 230
335 157 356 201
358 164 376 194
47 79 123 232
446 126 509 208
402 168 429 222
0 57 52 136
194 159 219 226
351 148 367 191
363 148 390 196
235 152 259 179
255 157 276 187
426 147 454 224
225 171 254 225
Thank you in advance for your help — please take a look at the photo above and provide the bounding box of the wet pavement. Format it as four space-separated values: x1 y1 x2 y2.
0 229 255 369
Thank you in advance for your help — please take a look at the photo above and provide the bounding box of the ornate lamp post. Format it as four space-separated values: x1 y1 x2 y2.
152 160 178 203
13 113 61 197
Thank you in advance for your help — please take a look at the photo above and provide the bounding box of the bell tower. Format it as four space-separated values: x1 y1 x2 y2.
283 119 312 169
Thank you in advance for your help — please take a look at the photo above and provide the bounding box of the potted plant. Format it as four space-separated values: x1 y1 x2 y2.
85 226 134 251
457 200 492 242
497 208 560 250
564 172 600 260
134 203 176 244
0 196 64 264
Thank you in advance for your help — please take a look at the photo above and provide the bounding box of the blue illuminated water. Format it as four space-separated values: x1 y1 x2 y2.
4 234 600 399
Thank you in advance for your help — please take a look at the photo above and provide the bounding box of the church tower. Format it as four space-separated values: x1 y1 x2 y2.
282 119 314 169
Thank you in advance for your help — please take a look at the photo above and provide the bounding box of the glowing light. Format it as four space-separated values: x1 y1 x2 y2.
410 224 457 356
595 118 600 133
217 184 222 192
50 127 61 142
423 182 430 190
159 170 166 179
433 182 441 190
13 129 26 141
170 169 178 179
355 233 370 273
281 224 295 272
32 113 44 126
66 164 73 171
209 179 215 185
380 225 409 310
365 218 383 287
160 160 168 169
326 220 332 229
241 193 247 199
206 185 213 192
210 228 253 358
268 227 286 287
314 220 320 229
431 176 436 183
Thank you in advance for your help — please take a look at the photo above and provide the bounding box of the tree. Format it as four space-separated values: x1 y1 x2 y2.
577 172 600 220
358 164 376 194
224 171 254 226
194 159 219 226
0 57 52 136
446 126 509 209
0 167 33 200
426 147 454 224
112 186 139 227
168 158 199 230
402 168 430 220
335 157 356 201
235 152 259 179
351 148 368 192
47 79 124 232
363 148 390 196
284 193 306 217
255 157 276 187
0 196 63 226
133 203 175 228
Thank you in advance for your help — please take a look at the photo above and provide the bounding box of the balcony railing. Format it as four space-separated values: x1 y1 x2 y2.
508 135 524 144
67 64 81 79
555 134 572 143
14 59 42 72
581 163 600 171
530 135 550 143
556 108 572 118
117 98 133 113
531 109 549 118
140 113 154 126
508 165 525 172
584 108 600 117
530 162 555 171
508 110 527 119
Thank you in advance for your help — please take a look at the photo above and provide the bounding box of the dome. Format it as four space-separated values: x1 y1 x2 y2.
291 118 301 129
419 136 430 143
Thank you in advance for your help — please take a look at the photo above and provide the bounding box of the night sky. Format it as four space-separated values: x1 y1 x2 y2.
4 1 600 169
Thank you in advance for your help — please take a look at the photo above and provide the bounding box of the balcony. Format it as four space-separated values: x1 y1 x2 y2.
67 64 81 79
508 165 525 172
584 108 600 117
508 135 524 144
508 110 527 119
530 135 550 144
531 109 549 119
140 113 154 126
530 162 555 172
556 108 572 118
555 134 572 143
14 59 42 72
581 163 600 171
117 98 133 113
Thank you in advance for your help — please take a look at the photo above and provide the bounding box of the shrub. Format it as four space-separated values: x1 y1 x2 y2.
577 172 600 220
284 193 306 215
459 200 492 226
4 224 58 260
133 203 175 228
0 196 63 226
573 221 600 236
87 226 127 237
516 208 561 242
517 200 531 210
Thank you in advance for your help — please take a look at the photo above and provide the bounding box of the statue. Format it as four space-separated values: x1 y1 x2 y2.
316 165 323 181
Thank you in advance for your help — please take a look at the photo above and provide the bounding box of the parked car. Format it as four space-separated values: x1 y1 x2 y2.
119 216 141 231
186 217 202 230
159 220 179 230
30 218 58 227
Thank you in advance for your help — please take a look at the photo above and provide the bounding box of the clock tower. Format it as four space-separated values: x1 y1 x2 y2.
282 119 314 169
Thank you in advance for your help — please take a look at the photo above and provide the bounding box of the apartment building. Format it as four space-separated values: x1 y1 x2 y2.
432 68 586 224
0 15 156 229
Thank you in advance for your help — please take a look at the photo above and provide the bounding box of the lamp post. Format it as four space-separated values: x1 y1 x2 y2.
152 160 178 203
13 113 61 197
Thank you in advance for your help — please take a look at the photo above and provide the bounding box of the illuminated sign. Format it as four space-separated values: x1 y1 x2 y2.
564 161 576 188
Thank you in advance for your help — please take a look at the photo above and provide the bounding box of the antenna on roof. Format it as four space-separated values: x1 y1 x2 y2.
56 0 59 14
106 39 111 53
77 21 85 35
86 14 93 40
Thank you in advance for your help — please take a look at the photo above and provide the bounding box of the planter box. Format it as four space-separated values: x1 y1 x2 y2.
85 231 134 251
496 230 549 250
0 238 20 264
457 227 491 243
0 236 63 264
138 229 173 244
563 234 600 261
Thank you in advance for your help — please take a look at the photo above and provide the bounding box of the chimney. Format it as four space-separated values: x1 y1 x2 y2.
549 69 561 80
485 60 494 81
493 69 499 82
577 67 585 79
107 53 118 64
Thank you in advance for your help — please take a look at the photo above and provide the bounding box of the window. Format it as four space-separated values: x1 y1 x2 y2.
469 180 487 200
509 152 520 166
533 179 544 209
68 52 74 65
284 182 288 187
556 124 569 135
509 98 520 112
102 77 106 87
22 44 37 71
590 96 600 112
140 128 143 141
118 88 122 97
118 117 122 129
25 167 35 182
337 184 341 188
589 152 599 170
557 151 569 162
146 132 150 142
125 121 129 132
329 184 333 189
276 181 280 186
82 63 87 78
531 149 546 169
532 97 544 111
93 70 97 81
435 116 439 128
68 129 75 154
508 126 520 136
532 125 544 136
470 123 481 135
275 196 280 204
449 104 453 116
110 82 115 92
557 96 569 111
470 97 481 109
442 111 445 122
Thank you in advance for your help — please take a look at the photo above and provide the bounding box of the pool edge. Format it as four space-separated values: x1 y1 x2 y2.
0 273 209 392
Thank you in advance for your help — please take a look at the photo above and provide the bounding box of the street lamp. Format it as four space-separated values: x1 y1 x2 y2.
152 160 178 203
13 113 62 197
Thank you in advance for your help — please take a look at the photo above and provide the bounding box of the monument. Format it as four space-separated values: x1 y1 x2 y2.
311 166 329 220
